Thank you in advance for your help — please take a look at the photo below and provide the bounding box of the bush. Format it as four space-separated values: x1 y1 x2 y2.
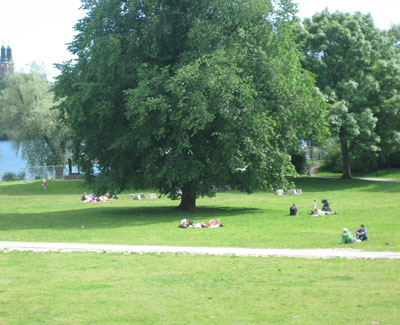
2 171 26 181
291 150 307 175
322 145 343 173
2 172 16 181
17 172 26 180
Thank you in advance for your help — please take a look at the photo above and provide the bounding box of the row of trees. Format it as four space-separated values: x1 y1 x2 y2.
297 12 400 177
1 0 399 209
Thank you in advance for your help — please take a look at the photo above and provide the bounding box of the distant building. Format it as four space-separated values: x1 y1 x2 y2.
0 45 13 75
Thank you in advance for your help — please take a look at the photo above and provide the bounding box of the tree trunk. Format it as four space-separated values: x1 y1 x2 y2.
177 183 196 211
339 133 352 179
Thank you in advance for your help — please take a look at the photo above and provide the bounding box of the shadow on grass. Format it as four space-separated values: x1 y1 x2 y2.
1 177 398 199
0 205 261 231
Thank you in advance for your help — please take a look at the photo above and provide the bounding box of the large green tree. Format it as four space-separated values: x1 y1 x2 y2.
0 68 70 173
54 0 325 210
300 10 400 178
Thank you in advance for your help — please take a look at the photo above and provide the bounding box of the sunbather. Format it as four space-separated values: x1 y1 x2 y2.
312 209 338 216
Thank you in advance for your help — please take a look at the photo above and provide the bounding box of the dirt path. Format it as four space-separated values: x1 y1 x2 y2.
1 241 399 259
309 161 321 176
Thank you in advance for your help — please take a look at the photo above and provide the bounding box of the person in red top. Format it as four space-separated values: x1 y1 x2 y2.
42 179 47 190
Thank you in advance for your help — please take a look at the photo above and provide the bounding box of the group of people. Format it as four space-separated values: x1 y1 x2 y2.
311 199 338 216
179 218 223 228
288 201 369 243
81 192 118 202
289 199 338 216
342 225 369 243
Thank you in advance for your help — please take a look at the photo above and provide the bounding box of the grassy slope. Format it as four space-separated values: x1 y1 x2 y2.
0 178 399 251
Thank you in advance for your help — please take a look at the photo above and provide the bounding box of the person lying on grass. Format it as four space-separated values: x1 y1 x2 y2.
312 209 338 216
179 218 223 228
81 192 109 203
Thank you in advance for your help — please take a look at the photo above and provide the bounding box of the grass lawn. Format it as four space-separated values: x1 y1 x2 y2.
0 252 399 324
314 167 400 179
0 178 399 324
0 178 399 251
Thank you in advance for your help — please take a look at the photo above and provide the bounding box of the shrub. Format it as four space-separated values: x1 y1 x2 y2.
2 171 26 181
2 172 16 181
291 150 307 175
322 145 343 173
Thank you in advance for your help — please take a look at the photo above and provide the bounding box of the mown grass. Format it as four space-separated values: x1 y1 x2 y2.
0 252 399 324
1 178 399 324
0 178 399 251
314 167 400 179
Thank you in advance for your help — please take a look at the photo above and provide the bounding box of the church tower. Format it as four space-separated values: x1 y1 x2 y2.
0 45 14 75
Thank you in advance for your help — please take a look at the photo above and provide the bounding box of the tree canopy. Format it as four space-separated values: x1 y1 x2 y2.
54 0 325 210
0 67 69 171
299 10 400 177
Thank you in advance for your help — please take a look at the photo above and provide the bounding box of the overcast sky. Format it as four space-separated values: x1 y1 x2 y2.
1 0 399 80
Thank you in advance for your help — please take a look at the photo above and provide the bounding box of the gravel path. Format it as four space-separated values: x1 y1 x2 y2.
1 241 399 259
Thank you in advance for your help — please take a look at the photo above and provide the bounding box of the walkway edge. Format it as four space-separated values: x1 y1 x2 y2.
1 241 399 259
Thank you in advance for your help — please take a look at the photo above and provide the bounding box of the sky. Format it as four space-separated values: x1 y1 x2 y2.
1 0 399 81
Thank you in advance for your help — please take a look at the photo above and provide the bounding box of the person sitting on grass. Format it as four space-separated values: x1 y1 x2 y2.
321 199 331 212
342 228 354 244
289 204 298 216
81 192 89 201
355 224 368 241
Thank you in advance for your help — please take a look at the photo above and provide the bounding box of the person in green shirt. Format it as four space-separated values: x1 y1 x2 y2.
342 228 354 243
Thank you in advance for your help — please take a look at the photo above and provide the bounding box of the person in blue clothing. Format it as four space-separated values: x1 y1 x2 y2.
355 224 368 241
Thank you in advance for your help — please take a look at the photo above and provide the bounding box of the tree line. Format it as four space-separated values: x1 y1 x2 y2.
1 0 399 210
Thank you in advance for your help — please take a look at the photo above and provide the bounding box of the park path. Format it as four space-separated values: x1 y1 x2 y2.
0 241 399 259
308 162 400 183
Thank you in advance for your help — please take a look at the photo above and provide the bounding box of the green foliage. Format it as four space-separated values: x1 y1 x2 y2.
1 171 25 182
300 10 400 177
54 0 326 209
388 24 400 49
290 149 307 175
0 67 70 168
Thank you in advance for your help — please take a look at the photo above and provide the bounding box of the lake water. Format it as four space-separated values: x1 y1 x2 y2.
0 141 28 179
0 141 79 180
